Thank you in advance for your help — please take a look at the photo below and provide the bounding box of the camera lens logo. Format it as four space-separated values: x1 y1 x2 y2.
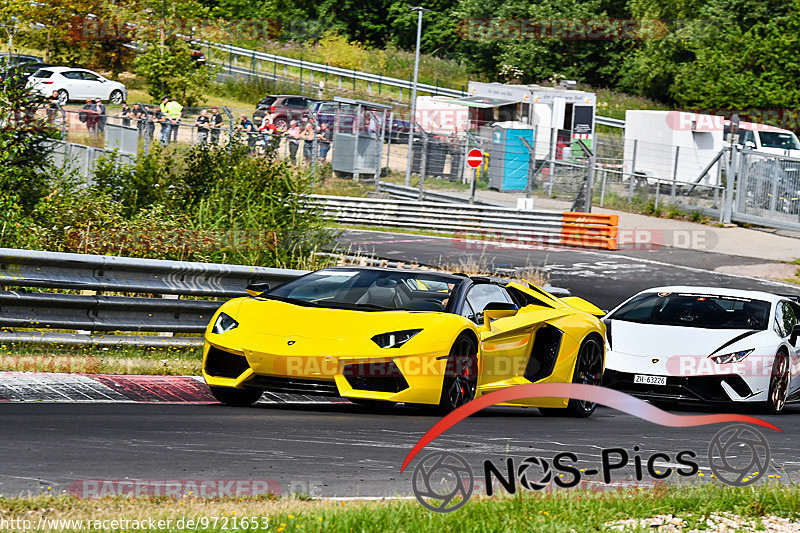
517 457 552 491
411 451 474 513
708 424 770 487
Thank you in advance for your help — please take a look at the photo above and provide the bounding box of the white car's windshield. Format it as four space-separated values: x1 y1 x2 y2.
758 131 800 150
266 268 461 312
609 292 770 330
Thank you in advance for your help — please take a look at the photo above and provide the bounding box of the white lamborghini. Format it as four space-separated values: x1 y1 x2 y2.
602 287 800 413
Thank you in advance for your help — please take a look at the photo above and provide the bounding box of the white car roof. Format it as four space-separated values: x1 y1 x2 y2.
36 66 96 73
639 286 787 304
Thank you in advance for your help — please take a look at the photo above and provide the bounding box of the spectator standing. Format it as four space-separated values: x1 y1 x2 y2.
195 109 210 145
145 106 157 141
317 122 332 162
300 122 316 164
285 120 301 164
46 90 59 124
238 113 257 150
81 98 99 134
95 98 107 134
119 103 131 127
258 114 277 152
209 106 223 145
131 104 144 137
154 105 170 146
161 96 183 144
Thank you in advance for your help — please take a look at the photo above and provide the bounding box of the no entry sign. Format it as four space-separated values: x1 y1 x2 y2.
467 149 483 168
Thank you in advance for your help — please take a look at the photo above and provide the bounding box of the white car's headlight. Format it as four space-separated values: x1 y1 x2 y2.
371 329 421 349
212 312 239 335
710 349 753 364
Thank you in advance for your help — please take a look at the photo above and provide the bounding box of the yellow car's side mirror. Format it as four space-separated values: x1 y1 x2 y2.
482 302 519 330
246 282 270 297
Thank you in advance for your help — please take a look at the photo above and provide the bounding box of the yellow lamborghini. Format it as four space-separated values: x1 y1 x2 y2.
203 266 607 416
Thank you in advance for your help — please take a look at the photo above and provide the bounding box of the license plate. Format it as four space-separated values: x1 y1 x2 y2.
634 374 667 386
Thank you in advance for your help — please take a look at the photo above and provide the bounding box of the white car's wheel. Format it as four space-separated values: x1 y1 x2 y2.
766 350 790 414
109 90 123 104
57 89 69 106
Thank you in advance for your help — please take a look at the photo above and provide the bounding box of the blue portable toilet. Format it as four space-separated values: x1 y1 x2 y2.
488 122 536 191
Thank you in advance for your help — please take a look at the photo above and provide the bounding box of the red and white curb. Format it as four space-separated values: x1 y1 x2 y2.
0 372 342 404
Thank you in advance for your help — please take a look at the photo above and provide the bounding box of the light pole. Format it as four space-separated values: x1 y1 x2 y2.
4 16 18 55
404 6 429 187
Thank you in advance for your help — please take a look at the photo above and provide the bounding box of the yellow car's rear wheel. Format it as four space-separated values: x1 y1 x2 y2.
210 386 263 407
437 333 478 413
540 335 604 418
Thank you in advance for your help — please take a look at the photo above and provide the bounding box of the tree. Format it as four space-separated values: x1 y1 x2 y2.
0 78 59 247
133 37 211 105
454 0 629 85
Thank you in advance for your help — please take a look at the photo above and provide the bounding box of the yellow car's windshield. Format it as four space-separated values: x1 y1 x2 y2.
266 267 463 312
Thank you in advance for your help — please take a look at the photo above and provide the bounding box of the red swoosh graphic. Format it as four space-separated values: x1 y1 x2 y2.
401 383 781 472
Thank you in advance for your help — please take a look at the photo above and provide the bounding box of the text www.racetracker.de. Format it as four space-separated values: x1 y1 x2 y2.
0 516 270 531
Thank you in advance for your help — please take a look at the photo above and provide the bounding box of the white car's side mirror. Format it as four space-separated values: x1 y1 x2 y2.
790 324 800 346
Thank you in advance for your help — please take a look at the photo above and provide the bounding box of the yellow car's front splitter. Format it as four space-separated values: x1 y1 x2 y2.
203 340 453 406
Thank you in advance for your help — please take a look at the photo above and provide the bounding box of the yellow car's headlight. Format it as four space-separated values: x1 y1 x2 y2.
371 329 422 349
212 312 239 335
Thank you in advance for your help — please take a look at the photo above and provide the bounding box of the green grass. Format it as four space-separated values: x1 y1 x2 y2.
0 342 201 375
2 483 799 532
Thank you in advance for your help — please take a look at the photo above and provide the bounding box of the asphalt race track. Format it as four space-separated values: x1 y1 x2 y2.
337 229 800 310
2 402 800 498
2 229 800 498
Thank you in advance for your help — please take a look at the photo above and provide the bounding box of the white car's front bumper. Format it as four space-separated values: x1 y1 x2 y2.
603 350 771 404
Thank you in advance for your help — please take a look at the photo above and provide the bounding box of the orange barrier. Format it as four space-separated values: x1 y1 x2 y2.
560 212 619 250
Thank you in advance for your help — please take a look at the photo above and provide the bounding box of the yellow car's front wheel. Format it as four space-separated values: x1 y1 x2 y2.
210 386 263 407
437 333 479 413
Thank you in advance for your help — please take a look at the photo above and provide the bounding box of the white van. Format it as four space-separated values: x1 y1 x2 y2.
727 120 800 158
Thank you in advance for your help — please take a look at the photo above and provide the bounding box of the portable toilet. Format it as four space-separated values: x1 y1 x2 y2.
488 122 536 191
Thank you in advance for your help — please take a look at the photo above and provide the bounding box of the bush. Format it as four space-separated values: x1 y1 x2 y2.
20 142 334 269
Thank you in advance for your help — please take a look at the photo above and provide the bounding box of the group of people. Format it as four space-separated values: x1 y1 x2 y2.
117 97 215 147
236 114 333 163
61 95 333 163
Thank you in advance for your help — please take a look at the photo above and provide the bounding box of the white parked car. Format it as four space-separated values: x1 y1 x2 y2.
26 67 127 105
602 286 800 413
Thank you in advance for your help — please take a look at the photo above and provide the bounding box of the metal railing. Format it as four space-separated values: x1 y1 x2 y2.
196 38 465 100
305 195 619 249
0 248 308 346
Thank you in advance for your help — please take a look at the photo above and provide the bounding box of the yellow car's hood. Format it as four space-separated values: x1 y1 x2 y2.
235 297 438 340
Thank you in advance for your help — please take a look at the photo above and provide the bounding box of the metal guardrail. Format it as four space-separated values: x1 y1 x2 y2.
192 37 625 130
0 248 306 297
306 195 619 249
196 38 464 99
596 116 626 129
0 248 309 346
377 182 498 206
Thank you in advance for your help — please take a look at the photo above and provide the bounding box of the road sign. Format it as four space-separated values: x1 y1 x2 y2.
467 149 483 168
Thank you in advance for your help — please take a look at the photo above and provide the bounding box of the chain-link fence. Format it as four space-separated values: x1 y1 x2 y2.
735 150 800 229
33 99 800 231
